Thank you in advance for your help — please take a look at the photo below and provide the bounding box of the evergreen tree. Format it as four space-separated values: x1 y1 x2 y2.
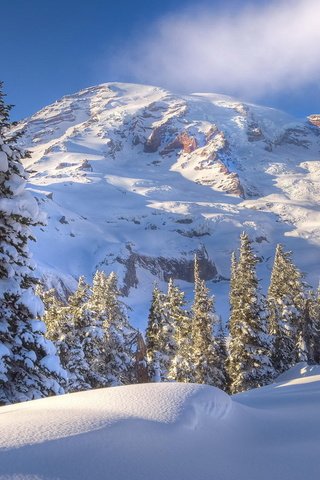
190 256 226 389
228 233 274 394
267 244 307 373
0 82 65 405
90 271 136 386
133 331 149 383
215 317 229 390
38 286 65 342
305 287 320 364
167 280 193 383
145 281 179 382
228 251 239 334
145 283 166 381
146 279 189 382
59 276 93 392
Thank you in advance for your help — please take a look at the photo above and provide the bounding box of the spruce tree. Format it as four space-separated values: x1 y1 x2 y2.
60 276 93 392
215 317 229 390
91 271 136 386
145 283 166 381
311 286 320 363
0 83 65 404
267 244 307 373
190 256 226 389
228 233 274 394
145 280 178 381
303 288 320 364
167 280 193 383
38 286 65 342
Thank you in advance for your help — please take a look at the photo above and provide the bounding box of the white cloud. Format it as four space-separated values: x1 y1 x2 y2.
110 0 320 98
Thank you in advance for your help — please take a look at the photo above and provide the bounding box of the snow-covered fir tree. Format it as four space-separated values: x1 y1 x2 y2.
190 256 226 389
167 280 193 383
267 244 307 373
42 272 137 391
295 287 320 365
308 286 320 364
228 251 239 334
58 276 93 392
37 286 64 342
90 271 136 386
0 82 65 404
146 280 179 382
228 233 274 394
145 283 166 381
215 317 229 390
309 285 320 363
133 331 149 383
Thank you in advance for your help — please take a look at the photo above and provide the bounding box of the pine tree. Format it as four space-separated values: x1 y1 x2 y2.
267 244 307 373
145 281 177 381
59 276 93 392
91 271 136 386
215 317 229 390
190 256 226 389
167 280 193 383
145 283 166 381
228 233 274 394
38 286 64 342
228 251 239 334
146 279 188 382
305 287 320 364
0 82 65 404
133 331 149 383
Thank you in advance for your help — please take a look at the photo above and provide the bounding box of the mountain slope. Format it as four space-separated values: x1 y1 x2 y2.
16 83 320 324
1 364 320 479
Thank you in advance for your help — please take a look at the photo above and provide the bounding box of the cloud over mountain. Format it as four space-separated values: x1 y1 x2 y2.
110 0 320 98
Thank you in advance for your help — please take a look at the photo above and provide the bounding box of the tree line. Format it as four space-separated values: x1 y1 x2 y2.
1 81 319 405
39 233 320 396
145 233 320 394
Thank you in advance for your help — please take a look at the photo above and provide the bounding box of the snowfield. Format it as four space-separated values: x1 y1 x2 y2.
14 82 320 326
1 364 320 480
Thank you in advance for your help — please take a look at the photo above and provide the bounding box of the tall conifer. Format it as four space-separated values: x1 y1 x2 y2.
228 233 274 393
190 256 226 388
267 244 307 373
0 83 65 404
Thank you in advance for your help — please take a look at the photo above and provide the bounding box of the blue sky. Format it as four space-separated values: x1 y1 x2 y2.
2 0 320 120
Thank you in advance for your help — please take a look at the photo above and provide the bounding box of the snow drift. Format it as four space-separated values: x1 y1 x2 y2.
1 367 320 479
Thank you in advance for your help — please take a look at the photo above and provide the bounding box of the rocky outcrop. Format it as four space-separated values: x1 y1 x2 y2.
275 127 311 148
196 159 244 197
112 245 218 295
144 125 166 153
308 115 320 128
161 132 197 155
247 122 264 142
77 159 93 171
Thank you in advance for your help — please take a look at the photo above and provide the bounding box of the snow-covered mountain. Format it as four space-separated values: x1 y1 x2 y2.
16 83 320 325
1 363 320 479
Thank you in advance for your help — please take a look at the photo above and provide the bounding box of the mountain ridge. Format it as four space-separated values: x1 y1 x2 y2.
15 82 320 325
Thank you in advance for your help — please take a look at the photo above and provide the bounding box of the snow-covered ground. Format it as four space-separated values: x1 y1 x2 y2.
0 363 319 479
15 82 320 326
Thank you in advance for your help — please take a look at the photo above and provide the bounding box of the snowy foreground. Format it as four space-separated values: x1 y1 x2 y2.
1 364 320 480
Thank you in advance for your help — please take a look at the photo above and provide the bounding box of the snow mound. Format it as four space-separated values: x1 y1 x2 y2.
0 383 231 450
1 372 320 479
275 362 320 385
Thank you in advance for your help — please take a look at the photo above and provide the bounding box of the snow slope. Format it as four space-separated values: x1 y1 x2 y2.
1 366 320 479
15 82 320 324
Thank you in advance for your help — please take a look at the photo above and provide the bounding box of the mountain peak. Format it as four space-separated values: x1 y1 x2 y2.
15 83 320 325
